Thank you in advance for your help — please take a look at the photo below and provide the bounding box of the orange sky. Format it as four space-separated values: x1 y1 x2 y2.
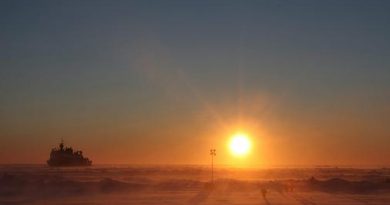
1 90 389 167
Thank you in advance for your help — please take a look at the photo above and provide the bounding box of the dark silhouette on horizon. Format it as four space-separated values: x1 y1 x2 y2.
47 140 92 166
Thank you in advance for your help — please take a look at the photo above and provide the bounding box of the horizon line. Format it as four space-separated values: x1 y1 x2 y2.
0 163 388 169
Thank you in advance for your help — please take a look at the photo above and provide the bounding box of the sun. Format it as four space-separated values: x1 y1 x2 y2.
229 133 251 157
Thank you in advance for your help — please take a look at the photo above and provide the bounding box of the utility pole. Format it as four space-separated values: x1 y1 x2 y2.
210 149 216 184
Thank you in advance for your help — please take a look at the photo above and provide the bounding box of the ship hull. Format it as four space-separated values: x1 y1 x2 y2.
47 159 92 167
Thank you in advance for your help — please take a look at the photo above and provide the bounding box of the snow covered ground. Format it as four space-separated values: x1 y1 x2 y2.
1 165 389 205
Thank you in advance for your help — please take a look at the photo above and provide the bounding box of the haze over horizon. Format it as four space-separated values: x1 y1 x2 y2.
1 1 389 167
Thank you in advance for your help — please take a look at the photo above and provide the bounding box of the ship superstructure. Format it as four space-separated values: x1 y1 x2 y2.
47 140 92 166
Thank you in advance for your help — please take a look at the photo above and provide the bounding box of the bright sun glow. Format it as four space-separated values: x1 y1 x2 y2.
229 133 251 157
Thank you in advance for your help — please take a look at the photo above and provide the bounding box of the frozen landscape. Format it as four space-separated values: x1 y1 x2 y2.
1 165 389 205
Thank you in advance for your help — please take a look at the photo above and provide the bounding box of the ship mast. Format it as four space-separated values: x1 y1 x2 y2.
59 138 64 151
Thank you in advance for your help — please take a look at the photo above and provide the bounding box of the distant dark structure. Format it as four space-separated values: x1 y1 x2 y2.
47 140 92 166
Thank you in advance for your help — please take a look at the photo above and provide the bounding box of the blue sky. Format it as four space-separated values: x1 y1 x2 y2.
1 1 389 165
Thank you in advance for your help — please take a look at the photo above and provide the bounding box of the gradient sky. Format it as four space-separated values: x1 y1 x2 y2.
1 0 389 166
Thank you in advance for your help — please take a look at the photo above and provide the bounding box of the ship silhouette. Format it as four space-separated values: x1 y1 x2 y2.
47 140 92 166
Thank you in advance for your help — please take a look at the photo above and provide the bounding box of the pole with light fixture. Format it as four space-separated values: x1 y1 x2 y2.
210 149 216 184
